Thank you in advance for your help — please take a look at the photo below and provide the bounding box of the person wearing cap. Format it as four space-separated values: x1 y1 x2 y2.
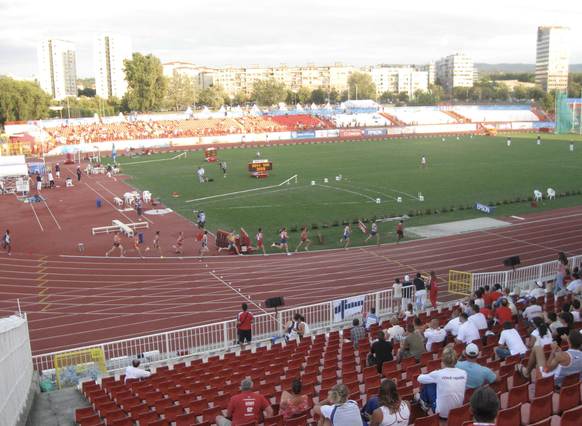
528 280 546 299
216 378 273 426
456 343 500 388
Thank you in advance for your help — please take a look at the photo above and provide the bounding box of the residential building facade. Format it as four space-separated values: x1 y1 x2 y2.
162 62 214 89
434 53 473 94
94 32 132 99
37 39 77 100
535 26 570 92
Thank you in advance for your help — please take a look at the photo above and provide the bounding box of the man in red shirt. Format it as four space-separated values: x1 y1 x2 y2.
237 303 254 350
494 298 512 324
489 284 503 303
216 379 273 426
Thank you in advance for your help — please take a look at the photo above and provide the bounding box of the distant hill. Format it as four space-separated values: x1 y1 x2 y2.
475 63 582 75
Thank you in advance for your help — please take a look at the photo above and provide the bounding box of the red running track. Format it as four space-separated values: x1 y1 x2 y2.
1 204 581 355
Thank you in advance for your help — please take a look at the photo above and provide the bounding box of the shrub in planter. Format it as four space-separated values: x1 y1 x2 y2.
442 207 448 213
426 209 432 214
466 204 473 209
515 197 521 202
332 220 339 226
390 212 397 218
503 199 508 204
371 215 377 221
459 205 465 210
290 226 298 232
450 206 456 211
408 210 415 216
312 222 318 229
565 191 570 196
352 217 359 224
362 217 368 223
488 201 495 206
528 196 533 201
343 219 350 225
322 222 329 228
496 200 502 206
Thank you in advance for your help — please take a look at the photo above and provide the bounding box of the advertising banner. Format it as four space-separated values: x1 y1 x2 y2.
340 130 363 137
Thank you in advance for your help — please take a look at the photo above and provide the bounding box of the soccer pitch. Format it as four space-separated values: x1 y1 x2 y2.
115 133 582 250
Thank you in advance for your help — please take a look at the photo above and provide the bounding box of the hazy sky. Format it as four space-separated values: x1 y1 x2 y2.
1 0 580 78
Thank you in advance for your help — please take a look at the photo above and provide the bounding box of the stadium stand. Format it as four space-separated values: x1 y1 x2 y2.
456 109 540 123
267 114 327 131
390 109 458 125
63 286 582 426
327 113 392 127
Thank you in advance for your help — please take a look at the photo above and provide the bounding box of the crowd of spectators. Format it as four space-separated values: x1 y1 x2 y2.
80 265 582 426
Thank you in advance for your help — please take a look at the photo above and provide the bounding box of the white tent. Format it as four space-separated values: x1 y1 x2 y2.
340 102 346 109
278 103 288 111
218 106 226 114
250 105 262 116
311 103 318 110
185 106 193 115
324 102 332 110
296 104 304 111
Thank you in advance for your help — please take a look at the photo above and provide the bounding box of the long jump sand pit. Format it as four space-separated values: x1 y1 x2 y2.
407 217 512 238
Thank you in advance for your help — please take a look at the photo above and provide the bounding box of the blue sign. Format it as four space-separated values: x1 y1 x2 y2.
475 202 494 214
364 129 387 136
291 131 316 139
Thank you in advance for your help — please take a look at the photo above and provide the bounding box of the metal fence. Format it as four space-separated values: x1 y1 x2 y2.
32 288 396 381
472 254 582 294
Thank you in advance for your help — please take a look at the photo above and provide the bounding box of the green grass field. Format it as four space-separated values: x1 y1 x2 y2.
113 133 582 250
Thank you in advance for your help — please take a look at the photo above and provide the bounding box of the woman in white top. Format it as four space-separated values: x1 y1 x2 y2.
314 383 362 426
370 379 410 426
393 278 403 308
526 317 553 349
385 317 405 343
400 303 414 320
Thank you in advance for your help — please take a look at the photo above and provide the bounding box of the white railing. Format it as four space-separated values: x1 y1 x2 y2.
31 288 397 383
472 254 582 294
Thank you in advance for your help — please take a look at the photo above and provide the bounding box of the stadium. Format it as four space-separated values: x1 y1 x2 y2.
2 100 582 426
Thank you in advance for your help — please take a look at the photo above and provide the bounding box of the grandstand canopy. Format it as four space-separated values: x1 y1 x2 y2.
343 100 380 108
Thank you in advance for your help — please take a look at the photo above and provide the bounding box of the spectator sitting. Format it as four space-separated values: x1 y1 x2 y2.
314 383 362 426
422 317 447 351
367 331 393 374
454 312 480 345
567 273 582 293
400 303 414 320
216 379 273 426
553 312 574 346
528 280 546 299
570 299 581 322
350 318 366 350
456 343 500 388
385 317 405 343
413 316 423 334
517 329 582 388
364 307 379 331
474 289 485 309
495 321 527 360
279 379 310 420
544 312 562 335
521 296 543 329
468 305 488 330
481 286 493 308
284 313 305 341
414 347 467 418
443 309 462 336
489 284 503 303
124 359 151 383
369 379 411 426
494 298 513 325
396 324 426 363
494 287 514 309
526 317 553 350
467 387 500 426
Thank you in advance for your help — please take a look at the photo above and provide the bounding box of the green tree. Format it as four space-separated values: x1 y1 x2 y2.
296 86 311 103
347 72 376 100
452 86 469 101
527 87 546 101
122 52 167 112
329 88 340 103
78 87 96 97
540 92 555 113
233 91 247 106
513 86 528 100
164 70 199 112
397 92 409 103
198 85 230 109
0 79 52 125
380 91 394 103
310 88 326 104
495 85 509 101
251 79 287 106
409 84 442 106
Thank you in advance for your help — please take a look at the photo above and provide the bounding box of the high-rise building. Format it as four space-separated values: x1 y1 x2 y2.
37 39 77 100
361 66 428 96
535 26 570 92
434 53 473 94
418 62 436 85
94 32 132 99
